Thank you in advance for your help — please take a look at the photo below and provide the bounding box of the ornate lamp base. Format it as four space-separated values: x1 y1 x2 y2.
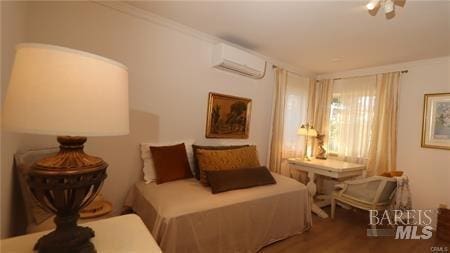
34 215 95 253
28 136 107 253
315 134 327 160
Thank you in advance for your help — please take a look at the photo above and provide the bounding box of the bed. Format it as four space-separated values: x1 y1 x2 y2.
124 173 311 253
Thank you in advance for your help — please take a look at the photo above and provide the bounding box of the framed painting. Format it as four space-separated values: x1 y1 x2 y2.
421 93 450 150
205 92 252 139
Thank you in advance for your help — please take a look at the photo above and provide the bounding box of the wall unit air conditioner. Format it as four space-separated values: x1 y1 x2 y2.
212 43 266 79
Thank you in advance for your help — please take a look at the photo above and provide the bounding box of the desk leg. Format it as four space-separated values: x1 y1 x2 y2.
306 172 329 219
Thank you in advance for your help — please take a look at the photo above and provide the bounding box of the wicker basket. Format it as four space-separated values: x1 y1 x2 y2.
437 207 450 242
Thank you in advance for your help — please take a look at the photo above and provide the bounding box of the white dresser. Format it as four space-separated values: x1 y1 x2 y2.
1 214 162 253
288 158 366 218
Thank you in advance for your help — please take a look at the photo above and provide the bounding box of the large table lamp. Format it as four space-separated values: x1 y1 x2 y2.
297 123 317 161
2 44 129 253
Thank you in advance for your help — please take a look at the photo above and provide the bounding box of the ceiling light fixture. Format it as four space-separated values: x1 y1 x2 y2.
384 0 395 13
366 0 396 14
366 0 380 10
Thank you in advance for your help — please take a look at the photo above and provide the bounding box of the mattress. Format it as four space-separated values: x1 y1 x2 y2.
124 173 311 253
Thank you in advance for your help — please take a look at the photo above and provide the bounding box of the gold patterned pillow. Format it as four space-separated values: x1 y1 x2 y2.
196 146 260 185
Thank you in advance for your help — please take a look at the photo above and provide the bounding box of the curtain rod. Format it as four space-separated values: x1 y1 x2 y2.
272 64 307 78
273 64 408 81
323 70 408 81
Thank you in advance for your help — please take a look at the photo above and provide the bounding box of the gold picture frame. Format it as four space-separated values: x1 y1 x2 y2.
421 92 450 150
205 92 252 139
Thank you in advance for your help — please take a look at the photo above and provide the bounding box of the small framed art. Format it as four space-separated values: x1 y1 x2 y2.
421 93 450 150
205 92 252 139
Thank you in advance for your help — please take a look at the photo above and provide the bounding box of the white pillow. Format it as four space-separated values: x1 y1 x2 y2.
140 140 195 184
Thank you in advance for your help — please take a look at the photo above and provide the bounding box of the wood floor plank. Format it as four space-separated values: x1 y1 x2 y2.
260 207 450 253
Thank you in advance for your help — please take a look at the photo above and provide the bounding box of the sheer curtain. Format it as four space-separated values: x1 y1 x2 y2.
269 69 310 176
270 69 400 176
282 73 310 159
367 72 401 175
269 68 288 174
308 79 334 156
328 75 377 164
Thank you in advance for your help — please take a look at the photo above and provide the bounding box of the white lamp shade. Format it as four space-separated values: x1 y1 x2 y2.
308 128 318 137
366 0 379 10
297 127 308 136
2 43 129 136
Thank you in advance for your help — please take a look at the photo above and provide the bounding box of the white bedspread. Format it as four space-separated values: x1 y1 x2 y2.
124 173 311 253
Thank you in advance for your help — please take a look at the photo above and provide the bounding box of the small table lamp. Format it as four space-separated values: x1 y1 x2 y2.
3 44 129 253
297 123 317 161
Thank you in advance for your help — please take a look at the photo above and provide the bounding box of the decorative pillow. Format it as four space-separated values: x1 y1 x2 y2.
207 166 276 194
150 143 193 184
140 139 194 183
196 145 260 185
192 144 249 180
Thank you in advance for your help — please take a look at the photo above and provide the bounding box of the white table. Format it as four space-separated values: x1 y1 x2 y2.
288 158 366 219
0 214 162 253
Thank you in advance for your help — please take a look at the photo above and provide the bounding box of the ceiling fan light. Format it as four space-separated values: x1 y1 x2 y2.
384 0 395 13
366 0 379 10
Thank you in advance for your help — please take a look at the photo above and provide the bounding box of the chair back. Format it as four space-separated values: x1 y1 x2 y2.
338 176 398 207
377 179 397 203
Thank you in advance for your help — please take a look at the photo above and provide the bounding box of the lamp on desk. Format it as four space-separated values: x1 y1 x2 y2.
297 123 317 161
3 43 129 253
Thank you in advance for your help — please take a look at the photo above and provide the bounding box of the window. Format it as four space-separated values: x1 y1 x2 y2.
327 76 377 162
328 95 343 154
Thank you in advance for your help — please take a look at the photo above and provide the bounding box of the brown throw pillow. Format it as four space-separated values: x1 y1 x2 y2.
207 166 276 194
196 146 260 185
150 143 193 184
192 144 249 180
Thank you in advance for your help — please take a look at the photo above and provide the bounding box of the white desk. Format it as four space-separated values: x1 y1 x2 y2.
288 158 366 219
1 214 162 253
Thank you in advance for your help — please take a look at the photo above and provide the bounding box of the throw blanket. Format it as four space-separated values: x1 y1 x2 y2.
389 175 412 222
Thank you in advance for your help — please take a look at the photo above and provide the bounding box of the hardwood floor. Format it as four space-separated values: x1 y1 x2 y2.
261 207 450 253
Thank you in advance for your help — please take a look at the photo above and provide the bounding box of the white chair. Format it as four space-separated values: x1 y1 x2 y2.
331 176 397 227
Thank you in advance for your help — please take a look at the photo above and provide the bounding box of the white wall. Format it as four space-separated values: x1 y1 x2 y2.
1 1 28 238
396 58 450 218
22 0 281 161
1 1 309 238
319 57 450 224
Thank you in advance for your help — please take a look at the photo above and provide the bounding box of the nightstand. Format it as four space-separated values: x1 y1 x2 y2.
79 194 113 219
1 214 162 253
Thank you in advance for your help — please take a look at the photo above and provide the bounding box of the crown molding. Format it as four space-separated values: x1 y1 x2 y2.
317 56 449 80
93 1 315 78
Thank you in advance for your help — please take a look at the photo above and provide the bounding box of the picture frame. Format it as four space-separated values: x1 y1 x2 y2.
421 93 450 150
205 92 252 139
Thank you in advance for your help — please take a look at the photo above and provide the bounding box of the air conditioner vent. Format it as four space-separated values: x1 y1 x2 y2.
212 43 266 79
